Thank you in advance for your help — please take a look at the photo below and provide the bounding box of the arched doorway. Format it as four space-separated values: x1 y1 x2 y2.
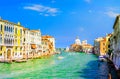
7 49 11 59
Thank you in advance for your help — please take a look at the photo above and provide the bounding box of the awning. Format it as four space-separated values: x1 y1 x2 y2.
31 44 36 49
38 50 42 52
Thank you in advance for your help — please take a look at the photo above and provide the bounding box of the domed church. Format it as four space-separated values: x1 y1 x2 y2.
75 36 81 45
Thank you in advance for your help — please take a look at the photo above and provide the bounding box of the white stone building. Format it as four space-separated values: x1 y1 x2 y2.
112 15 120 69
29 30 42 58
75 36 81 45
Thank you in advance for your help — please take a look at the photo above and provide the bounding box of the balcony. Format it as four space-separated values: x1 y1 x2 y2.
0 43 3 45
5 44 14 46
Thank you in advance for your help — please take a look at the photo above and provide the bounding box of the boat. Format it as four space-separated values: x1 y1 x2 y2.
15 59 27 63
58 56 64 59
56 51 61 54
99 55 106 62
66 46 69 52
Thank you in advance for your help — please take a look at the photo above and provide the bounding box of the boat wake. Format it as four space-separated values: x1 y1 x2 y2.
58 56 64 60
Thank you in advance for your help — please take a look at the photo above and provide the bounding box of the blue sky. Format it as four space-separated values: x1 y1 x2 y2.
0 0 120 48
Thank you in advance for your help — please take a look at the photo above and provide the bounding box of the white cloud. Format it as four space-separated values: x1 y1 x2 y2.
106 7 119 11
105 11 119 18
84 0 91 3
44 14 49 16
24 4 59 16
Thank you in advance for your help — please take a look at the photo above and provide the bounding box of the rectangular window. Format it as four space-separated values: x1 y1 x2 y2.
20 29 22 34
0 46 1 51
20 53 22 55
15 39 17 44
0 53 2 56
15 28 17 34
24 38 25 42
0 37 2 44
0 24 1 31
15 47 17 51
103 48 105 50
15 53 17 55
20 47 22 51
0 24 3 31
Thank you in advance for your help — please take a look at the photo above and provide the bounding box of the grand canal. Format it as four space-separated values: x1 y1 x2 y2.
0 52 109 79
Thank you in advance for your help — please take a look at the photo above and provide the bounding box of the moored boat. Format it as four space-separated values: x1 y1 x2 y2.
99 55 106 62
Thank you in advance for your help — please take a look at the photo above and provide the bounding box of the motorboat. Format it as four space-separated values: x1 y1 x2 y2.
99 55 106 61
58 56 64 59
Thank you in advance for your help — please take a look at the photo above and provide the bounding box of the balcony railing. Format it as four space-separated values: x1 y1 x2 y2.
4 44 14 46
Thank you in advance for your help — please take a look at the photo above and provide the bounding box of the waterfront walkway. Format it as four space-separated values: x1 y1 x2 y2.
97 58 119 79
107 58 119 79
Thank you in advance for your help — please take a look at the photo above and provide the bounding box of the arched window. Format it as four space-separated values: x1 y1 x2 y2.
15 28 17 34
10 27 11 32
7 26 8 31
9 39 10 44
9 27 10 32
20 29 22 34
0 24 1 31
20 47 22 51
0 25 1 31
0 34 2 44
10 39 12 44
4 26 6 31
5 25 6 31
12 39 14 44
11 27 12 32
15 47 17 51
12 27 14 33
4 38 6 44
0 46 2 51
5 39 7 44
6 39 8 44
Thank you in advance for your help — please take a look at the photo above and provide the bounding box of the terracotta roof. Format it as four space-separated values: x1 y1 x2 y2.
30 30 40 32
23 27 29 30
42 35 53 38
82 44 93 47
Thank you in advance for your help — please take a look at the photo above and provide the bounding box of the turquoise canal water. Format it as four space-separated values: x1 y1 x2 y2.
0 52 108 79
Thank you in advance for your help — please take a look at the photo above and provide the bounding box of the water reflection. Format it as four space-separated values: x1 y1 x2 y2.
78 60 109 79
98 62 109 79
78 60 99 79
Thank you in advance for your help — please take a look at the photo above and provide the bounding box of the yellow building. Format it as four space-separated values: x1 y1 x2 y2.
13 22 24 60
99 38 106 55
100 34 112 56
94 37 103 55
0 18 55 62
94 34 112 56
0 19 24 62
105 34 112 54
82 44 93 53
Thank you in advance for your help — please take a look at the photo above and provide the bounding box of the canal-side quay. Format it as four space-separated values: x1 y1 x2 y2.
106 58 119 79
0 52 114 79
